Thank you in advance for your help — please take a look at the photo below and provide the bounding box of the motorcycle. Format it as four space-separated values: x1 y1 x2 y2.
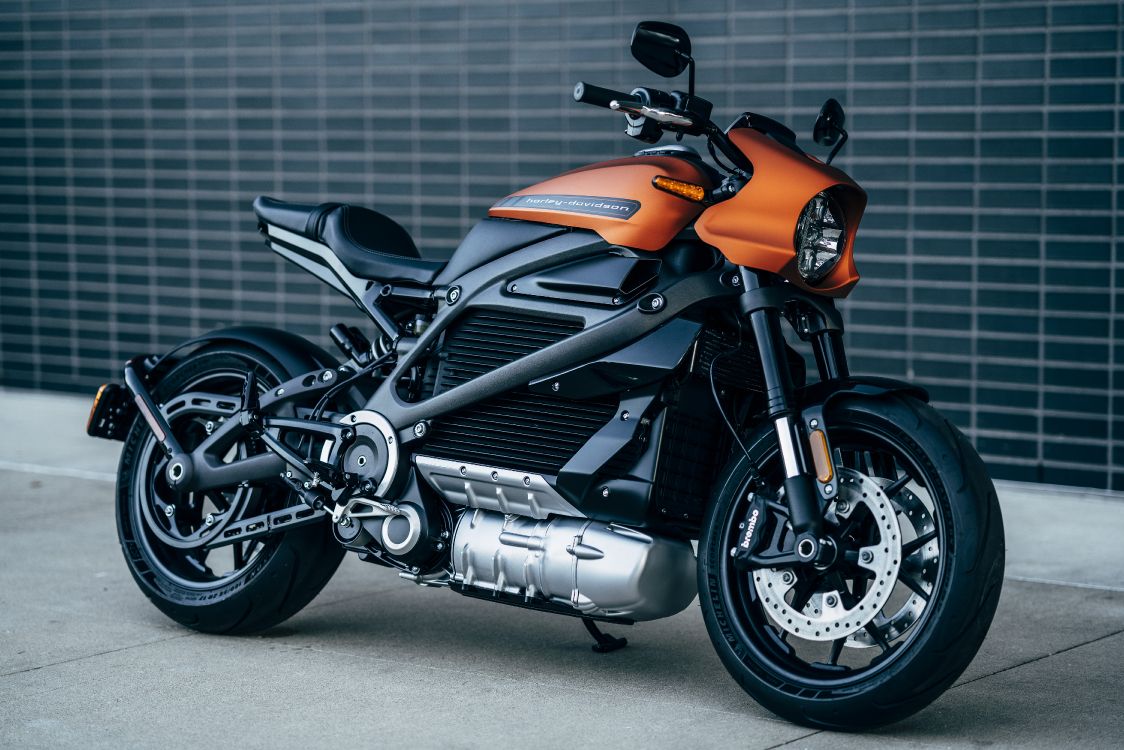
87 21 1004 730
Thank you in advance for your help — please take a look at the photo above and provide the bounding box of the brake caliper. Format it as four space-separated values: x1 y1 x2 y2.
730 491 769 570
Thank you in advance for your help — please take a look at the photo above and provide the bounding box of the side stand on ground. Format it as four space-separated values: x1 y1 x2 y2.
582 618 628 653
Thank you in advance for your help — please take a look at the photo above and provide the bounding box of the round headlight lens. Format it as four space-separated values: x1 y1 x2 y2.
794 191 845 284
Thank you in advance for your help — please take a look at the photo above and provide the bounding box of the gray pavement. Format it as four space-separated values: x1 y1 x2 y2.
1 387 1121 749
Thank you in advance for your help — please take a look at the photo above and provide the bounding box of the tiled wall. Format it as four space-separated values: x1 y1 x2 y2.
1 0 1121 489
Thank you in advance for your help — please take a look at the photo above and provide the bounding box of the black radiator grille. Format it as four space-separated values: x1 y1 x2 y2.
423 391 617 475
651 395 732 526
692 326 805 394
423 307 612 475
693 327 767 392
434 309 584 394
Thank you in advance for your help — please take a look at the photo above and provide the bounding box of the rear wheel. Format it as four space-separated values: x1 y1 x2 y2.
698 394 1004 730
116 344 344 634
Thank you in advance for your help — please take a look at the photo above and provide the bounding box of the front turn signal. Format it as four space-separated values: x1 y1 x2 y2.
652 176 707 203
809 429 834 484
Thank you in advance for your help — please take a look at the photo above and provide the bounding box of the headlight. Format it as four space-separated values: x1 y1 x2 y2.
794 191 845 284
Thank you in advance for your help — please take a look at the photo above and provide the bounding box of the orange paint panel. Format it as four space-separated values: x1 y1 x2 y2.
489 156 712 251
695 129 867 297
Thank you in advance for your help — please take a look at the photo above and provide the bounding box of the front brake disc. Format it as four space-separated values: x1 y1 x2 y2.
752 468 902 641
847 484 938 648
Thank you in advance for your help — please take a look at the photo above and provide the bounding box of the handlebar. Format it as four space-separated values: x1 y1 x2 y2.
573 80 753 175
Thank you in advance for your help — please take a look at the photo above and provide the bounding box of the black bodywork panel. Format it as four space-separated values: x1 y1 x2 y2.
435 218 567 285
529 318 701 400
509 253 661 307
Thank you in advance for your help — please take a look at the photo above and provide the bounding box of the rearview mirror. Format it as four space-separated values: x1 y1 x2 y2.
631 21 692 78
812 98 846 147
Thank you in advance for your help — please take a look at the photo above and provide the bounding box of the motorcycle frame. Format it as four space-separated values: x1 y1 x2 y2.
130 221 872 546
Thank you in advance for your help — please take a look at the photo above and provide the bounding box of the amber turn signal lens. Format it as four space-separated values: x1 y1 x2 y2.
652 176 707 203
809 429 834 484
87 383 108 432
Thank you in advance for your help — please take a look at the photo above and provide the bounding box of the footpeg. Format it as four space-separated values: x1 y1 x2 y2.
280 470 330 511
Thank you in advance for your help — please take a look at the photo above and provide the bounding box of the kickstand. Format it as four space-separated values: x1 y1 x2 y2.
582 618 628 654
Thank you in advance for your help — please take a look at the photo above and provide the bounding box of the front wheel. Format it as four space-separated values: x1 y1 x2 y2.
698 394 1004 730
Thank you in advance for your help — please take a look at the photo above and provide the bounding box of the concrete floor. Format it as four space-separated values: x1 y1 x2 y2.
1 388 1122 748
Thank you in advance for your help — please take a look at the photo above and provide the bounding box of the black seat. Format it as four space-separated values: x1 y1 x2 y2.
253 196 443 285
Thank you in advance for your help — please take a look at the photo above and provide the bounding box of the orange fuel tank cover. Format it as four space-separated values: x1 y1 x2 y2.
489 156 712 251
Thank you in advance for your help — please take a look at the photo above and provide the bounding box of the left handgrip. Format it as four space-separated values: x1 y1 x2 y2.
573 81 631 109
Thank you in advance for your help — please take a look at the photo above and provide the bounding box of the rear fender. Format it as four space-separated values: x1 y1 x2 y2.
91 327 340 443
796 377 929 503
150 326 339 383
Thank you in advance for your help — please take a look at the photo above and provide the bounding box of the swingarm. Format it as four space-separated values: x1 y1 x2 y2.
119 357 360 497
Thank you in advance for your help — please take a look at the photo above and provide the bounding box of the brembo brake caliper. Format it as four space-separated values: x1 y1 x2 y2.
730 491 769 568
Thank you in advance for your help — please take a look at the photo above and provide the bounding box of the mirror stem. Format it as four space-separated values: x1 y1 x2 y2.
675 51 695 97
826 130 848 165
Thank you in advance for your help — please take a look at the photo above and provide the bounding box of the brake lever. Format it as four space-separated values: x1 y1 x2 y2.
610 99 694 128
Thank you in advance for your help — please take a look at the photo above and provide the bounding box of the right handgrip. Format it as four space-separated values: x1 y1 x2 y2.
573 81 632 109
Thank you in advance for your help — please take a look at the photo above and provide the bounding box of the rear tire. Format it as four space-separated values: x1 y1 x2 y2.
698 394 1004 730
116 344 344 634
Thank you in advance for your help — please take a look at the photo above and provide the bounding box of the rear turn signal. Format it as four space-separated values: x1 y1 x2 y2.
652 176 707 203
87 383 108 434
809 429 834 484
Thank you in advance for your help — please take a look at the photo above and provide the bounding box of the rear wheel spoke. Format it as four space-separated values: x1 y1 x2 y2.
205 490 231 513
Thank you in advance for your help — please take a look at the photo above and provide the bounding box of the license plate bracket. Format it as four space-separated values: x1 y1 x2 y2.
87 382 136 441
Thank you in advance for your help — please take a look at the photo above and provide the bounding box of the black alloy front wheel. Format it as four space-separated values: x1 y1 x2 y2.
698 394 1004 730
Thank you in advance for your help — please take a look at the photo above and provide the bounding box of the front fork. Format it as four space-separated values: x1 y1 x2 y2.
739 269 846 567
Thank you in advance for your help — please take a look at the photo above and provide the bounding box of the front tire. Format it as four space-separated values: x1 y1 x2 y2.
698 394 1004 730
116 344 344 634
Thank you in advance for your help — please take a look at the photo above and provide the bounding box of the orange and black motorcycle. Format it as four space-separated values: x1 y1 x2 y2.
87 22 1004 729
